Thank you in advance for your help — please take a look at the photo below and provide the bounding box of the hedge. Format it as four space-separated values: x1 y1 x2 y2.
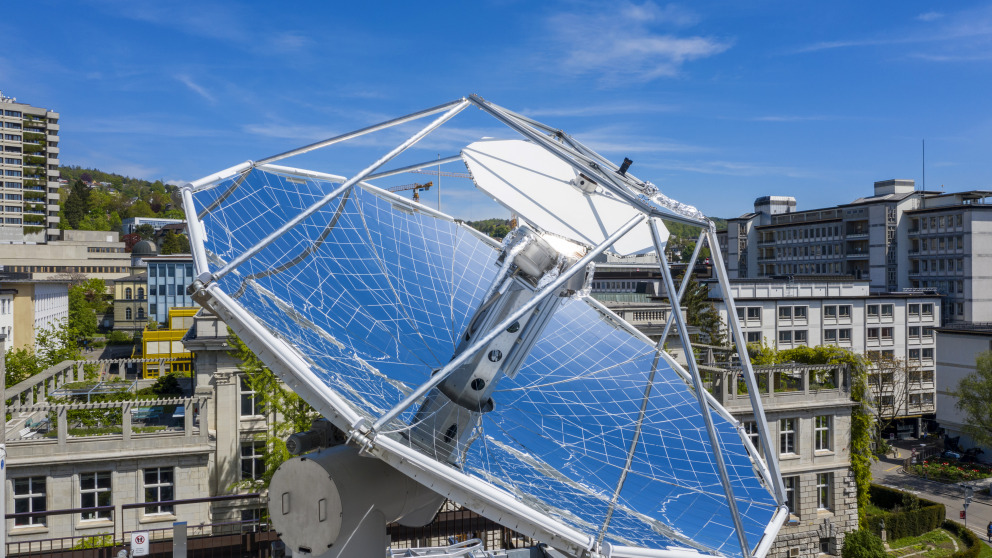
943 520 983 558
866 484 945 540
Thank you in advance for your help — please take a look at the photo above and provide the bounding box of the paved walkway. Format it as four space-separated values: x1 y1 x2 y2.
872 442 992 545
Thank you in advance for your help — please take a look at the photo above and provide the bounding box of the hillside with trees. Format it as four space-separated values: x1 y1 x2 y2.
58 166 184 232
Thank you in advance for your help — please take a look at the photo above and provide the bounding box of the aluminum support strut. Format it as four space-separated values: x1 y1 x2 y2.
371 213 648 433
657 228 708 344
365 155 465 182
256 99 466 166
211 99 470 283
651 219 751 558
707 227 787 503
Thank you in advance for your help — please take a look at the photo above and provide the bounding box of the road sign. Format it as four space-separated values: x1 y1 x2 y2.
131 531 149 556
960 510 967 520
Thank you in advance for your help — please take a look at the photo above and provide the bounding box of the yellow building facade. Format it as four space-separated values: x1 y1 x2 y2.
141 307 198 378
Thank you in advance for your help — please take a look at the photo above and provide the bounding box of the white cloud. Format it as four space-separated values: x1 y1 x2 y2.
917 12 944 22
175 75 216 103
542 2 731 84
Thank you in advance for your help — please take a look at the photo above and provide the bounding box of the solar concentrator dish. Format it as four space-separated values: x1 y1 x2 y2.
182 97 785 558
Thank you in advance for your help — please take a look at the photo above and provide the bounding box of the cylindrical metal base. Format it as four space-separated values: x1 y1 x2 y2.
268 444 445 557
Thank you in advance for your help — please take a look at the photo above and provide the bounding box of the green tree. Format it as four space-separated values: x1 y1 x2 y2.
229 331 319 490
68 286 97 338
63 179 92 229
746 343 874 528
4 320 82 386
160 231 190 255
954 351 992 450
682 277 725 346
134 223 155 239
127 200 156 219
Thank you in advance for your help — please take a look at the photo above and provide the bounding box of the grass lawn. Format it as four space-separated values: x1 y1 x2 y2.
887 529 965 557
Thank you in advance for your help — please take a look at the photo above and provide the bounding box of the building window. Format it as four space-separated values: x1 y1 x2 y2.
125 308 132 320
794 330 808 345
816 473 832 510
824 329 837 343
922 303 933 317
823 305 837 318
839 328 851 342
881 327 893 340
793 306 807 320
13 477 46 526
780 418 796 454
144 467 174 515
838 305 851 318
241 441 266 481
241 376 264 416
784 476 799 515
80 472 112 521
138 287 145 299
747 307 761 320
867 328 879 340
881 304 893 317
778 306 792 320
778 330 792 344
746 331 762 343
867 304 878 317
137 307 145 320
814 416 831 451
125 287 132 300
909 348 920 359
923 348 934 360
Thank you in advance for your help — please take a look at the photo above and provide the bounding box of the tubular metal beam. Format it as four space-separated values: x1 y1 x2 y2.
657 228 708 344
256 98 466 166
596 249 712 554
651 219 750 558
707 227 787 504
364 155 465 182
371 213 648 433
211 99 471 283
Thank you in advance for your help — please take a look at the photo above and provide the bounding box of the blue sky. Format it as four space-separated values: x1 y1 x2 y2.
3 1 991 220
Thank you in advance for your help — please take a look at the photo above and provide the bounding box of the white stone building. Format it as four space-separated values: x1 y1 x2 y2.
707 278 941 428
934 323 992 452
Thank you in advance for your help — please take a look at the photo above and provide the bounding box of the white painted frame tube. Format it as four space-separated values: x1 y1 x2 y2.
706 226 787 504
256 99 466 166
371 213 648 433
211 99 470 283
651 219 750 558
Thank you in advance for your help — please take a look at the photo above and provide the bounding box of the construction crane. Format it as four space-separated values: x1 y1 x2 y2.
388 181 432 203
408 168 471 179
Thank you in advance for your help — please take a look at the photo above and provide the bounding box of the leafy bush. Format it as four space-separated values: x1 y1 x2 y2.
866 485 945 540
841 529 887 558
106 330 133 344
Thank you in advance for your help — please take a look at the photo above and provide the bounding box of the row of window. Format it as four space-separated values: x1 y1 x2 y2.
738 303 934 323
148 263 195 278
2 266 130 274
12 468 175 527
771 225 842 242
743 416 833 456
913 258 965 274
911 214 964 231
914 236 964 252
123 287 146 300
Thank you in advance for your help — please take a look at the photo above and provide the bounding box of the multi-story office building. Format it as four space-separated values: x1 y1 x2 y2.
934 323 992 452
708 278 941 429
904 192 992 323
718 179 992 322
0 92 60 242
0 230 131 281
120 217 184 235
0 277 70 352
112 273 148 332
143 254 196 324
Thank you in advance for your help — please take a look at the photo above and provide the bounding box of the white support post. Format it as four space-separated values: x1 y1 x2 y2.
651 219 751 558
210 99 471 283
371 213 648 433
256 99 467 166
706 227 787 503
